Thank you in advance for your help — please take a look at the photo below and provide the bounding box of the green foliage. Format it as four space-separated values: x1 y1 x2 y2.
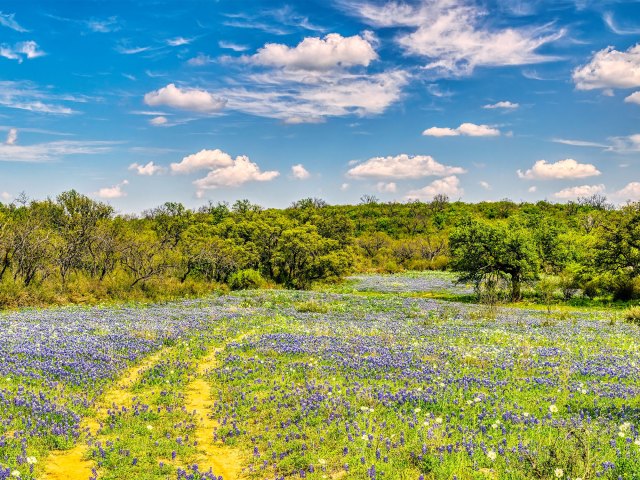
624 306 640 325
228 269 266 290
1 192 640 308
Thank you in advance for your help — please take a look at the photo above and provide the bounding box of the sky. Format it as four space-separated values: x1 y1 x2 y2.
0 0 640 212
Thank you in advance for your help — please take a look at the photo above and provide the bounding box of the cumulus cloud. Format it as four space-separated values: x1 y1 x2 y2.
405 175 463 200
553 184 605 199
171 149 234 174
422 123 500 137
616 182 640 201
517 159 601 180
144 84 227 113
573 43 640 90
128 161 165 176
95 180 128 199
347 154 465 179
192 156 279 194
0 41 45 62
5 128 17 145
528 186 537 193
248 33 377 71
625 91 640 105
347 0 563 76
171 149 279 195
483 101 519 109
0 192 11 202
291 164 311 180
479 180 491 190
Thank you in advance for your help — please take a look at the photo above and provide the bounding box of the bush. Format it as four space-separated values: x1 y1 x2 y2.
624 306 640 325
228 269 266 290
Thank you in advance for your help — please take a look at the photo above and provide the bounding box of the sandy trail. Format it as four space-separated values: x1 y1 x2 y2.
41 339 246 480
183 345 245 479
40 349 168 480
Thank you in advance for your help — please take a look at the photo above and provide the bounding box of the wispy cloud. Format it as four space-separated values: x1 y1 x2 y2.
0 81 81 115
219 41 249 52
0 140 117 162
167 37 192 47
115 43 152 55
223 6 325 35
344 0 564 77
0 11 28 32
603 12 640 35
552 138 610 148
0 41 45 62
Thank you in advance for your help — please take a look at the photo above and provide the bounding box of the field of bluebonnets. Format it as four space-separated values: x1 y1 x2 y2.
2 272 640 479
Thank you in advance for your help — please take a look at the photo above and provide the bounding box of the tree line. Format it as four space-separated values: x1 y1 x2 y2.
0 191 638 307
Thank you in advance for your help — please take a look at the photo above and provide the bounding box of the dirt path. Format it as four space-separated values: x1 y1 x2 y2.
40 349 168 480
41 339 246 480
183 345 245 479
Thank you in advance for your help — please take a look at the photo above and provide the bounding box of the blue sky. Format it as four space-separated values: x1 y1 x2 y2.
1 0 639 212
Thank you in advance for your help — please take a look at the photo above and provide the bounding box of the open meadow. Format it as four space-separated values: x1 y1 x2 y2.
1 273 638 479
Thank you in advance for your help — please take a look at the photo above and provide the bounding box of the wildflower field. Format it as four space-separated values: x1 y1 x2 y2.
1 273 640 479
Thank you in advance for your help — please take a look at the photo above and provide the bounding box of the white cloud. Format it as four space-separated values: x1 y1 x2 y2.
86 17 119 33
483 100 519 109
405 175 463 200
347 154 465 179
150 116 168 126
291 164 311 179
167 37 191 47
348 0 563 76
616 182 640 201
376 181 397 193
221 70 408 123
95 180 128 199
479 180 491 190
517 159 601 180
219 41 249 52
0 191 11 202
340 182 350 191
128 161 165 176
625 91 640 105
457 123 501 137
603 12 640 36
422 127 459 137
553 184 605 199
552 138 609 148
192 156 279 193
144 84 226 113
5 128 17 145
248 33 377 71
528 186 537 193
608 134 640 153
116 45 151 55
0 41 45 62
0 140 115 162
573 43 640 90
171 149 234 174
172 149 279 195
0 81 79 114
187 54 214 66
422 123 500 137
0 12 27 32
